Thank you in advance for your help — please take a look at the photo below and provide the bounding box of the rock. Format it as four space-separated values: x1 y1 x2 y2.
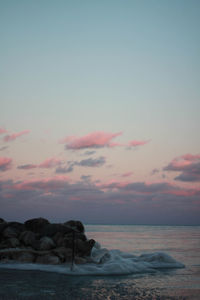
60 236 73 248
0 218 96 265
75 239 95 257
52 232 64 244
0 218 5 223
75 233 87 241
41 223 73 237
0 222 8 234
52 247 72 262
55 236 65 247
64 220 85 233
35 254 60 264
25 217 50 233
19 231 36 247
83 239 95 257
3 226 19 238
0 251 11 261
7 222 25 233
17 252 35 263
0 237 20 249
75 256 87 264
7 238 20 248
38 236 55 250
64 231 87 241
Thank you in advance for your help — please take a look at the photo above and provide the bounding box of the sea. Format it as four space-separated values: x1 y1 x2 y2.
0 225 199 300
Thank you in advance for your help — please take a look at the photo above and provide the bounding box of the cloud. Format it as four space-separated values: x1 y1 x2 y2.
60 131 150 151
1 177 199 225
121 172 133 177
55 165 74 174
128 140 150 147
39 158 62 169
3 130 30 142
0 128 7 135
81 175 92 181
83 151 96 156
17 164 37 170
0 146 8 152
75 156 106 167
151 168 159 175
0 157 12 171
61 131 122 149
18 157 63 171
55 156 106 174
164 153 200 182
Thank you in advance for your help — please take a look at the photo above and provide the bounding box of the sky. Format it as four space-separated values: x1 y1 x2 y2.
0 0 200 225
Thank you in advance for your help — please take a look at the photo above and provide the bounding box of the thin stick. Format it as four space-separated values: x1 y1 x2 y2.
70 230 75 271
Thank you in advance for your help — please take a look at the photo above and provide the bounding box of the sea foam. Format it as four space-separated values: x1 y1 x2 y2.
0 243 185 276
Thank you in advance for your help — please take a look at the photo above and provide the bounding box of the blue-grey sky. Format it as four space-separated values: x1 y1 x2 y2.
0 0 200 224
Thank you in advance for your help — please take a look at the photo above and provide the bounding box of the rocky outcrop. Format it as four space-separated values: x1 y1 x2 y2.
0 218 95 265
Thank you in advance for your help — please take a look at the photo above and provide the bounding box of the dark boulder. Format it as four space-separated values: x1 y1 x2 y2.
52 232 64 244
75 239 95 257
7 222 25 233
40 223 73 237
64 220 85 233
3 226 19 238
38 236 56 250
52 247 72 262
35 254 60 264
0 237 20 249
0 222 8 235
17 252 35 263
25 217 50 233
19 231 37 247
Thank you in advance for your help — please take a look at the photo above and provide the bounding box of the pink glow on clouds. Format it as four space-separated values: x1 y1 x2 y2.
121 172 133 177
18 158 63 170
18 164 37 170
0 157 12 171
3 130 30 142
168 159 191 170
164 154 200 182
165 189 200 197
39 157 62 168
13 175 70 191
165 153 200 171
61 131 123 149
180 153 200 161
0 128 7 135
96 179 131 189
129 140 150 147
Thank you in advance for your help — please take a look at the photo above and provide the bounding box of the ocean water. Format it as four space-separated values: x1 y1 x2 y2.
0 225 199 299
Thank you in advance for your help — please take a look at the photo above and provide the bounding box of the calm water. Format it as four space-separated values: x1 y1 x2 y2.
0 225 200 299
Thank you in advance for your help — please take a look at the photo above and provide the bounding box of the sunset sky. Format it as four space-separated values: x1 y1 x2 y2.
1 0 200 225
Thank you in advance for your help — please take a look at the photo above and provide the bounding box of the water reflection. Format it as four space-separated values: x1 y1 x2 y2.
0 268 199 299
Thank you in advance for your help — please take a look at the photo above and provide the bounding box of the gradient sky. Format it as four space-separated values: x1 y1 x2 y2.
0 0 200 225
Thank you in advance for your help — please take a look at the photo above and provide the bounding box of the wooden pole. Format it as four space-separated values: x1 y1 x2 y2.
70 230 75 271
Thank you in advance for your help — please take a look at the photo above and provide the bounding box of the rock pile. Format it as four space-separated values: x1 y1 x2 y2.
0 218 95 265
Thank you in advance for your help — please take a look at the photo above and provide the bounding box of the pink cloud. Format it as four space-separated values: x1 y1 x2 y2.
164 153 200 182
4 130 30 142
0 128 7 135
18 157 63 170
61 131 122 149
128 140 150 147
180 154 200 161
17 164 37 170
13 175 70 191
0 157 12 171
39 157 63 168
121 172 133 177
